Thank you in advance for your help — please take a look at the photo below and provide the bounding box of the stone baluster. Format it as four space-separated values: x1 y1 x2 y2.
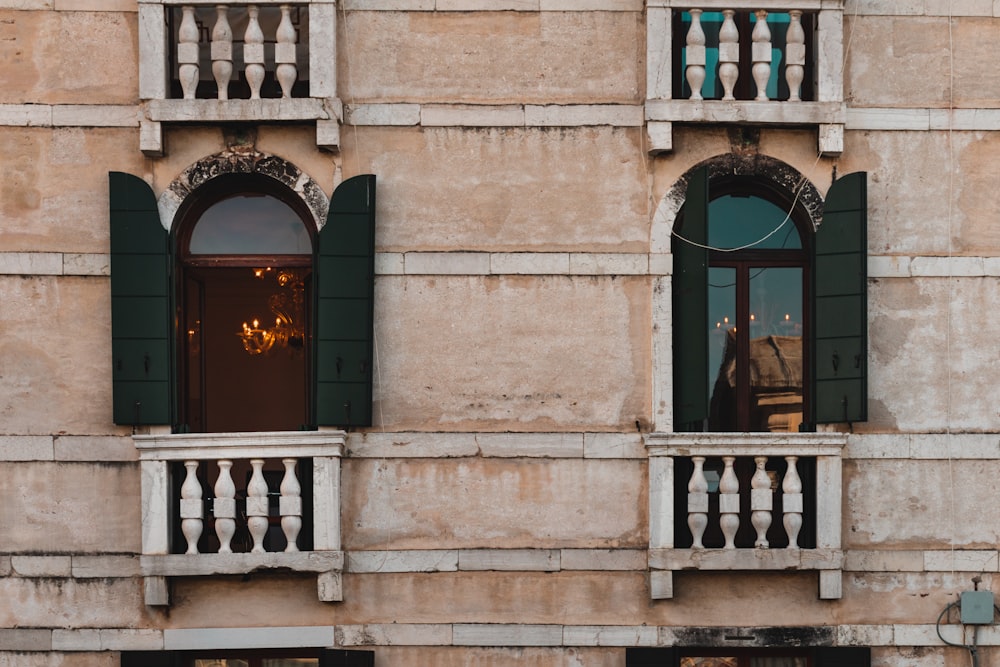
750 456 772 547
783 455 803 548
211 5 233 100
214 460 237 553
244 5 266 99
687 456 709 548
785 10 805 101
246 459 270 553
751 10 772 100
280 458 302 552
179 460 203 554
177 6 200 100
719 456 740 549
275 5 298 98
685 9 706 101
717 9 740 100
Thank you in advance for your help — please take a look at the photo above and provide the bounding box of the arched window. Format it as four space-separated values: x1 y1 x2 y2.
109 169 376 432
176 174 316 432
673 167 867 432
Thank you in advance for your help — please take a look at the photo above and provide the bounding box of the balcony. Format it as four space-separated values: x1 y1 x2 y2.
645 432 845 600
645 1 845 155
135 430 344 606
138 1 340 156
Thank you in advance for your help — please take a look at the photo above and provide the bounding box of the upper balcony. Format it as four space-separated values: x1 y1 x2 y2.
135 430 344 606
138 1 340 156
645 0 845 155
645 432 846 600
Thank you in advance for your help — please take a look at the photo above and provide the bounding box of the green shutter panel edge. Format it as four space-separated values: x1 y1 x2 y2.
109 171 172 426
315 174 376 428
813 171 868 425
673 167 710 431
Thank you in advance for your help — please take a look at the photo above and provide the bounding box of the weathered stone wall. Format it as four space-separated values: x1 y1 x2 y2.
3 2 1000 666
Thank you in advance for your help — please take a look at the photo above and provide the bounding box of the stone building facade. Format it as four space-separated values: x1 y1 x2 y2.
2 0 1000 666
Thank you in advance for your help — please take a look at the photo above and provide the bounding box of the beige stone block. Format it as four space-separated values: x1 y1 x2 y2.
562 625 658 646
924 550 999 572
342 459 646 549
51 105 139 127
844 550 925 572
403 252 489 274
0 557 10 576
0 435 55 461
373 276 649 431
454 624 562 646
346 103 421 126
346 127 647 253
0 252 62 275
0 278 121 434
0 462 141 553
62 253 110 276
476 433 583 457
867 278 1000 431
836 624 894 646
343 0 434 8
164 627 337 651
342 12 641 104
0 104 52 125
0 11 137 105
346 550 459 573
491 253 571 275
11 556 72 577
524 104 644 127
72 555 141 578
0 578 147 628
924 0 993 16
375 252 406 275
868 256 912 278
845 460 1000 549
583 433 645 459
845 434 910 459
559 549 645 571
459 549 560 571
541 0 642 8
0 128 144 254
55 435 137 462
438 0 538 10
363 646 622 667
844 0 922 15
52 629 101 652
909 434 1000 459
911 256 984 276
421 105 525 127
0 0 52 8
54 0 135 9
98 629 163 651
346 432 480 458
845 108 930 131
0 629 52 651
336 623 452 646
569 253 648 276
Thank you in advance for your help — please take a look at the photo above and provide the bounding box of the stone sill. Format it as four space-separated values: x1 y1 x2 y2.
650 0 837 9
645 432 847 457
140 550 343 576
645 99 845 125
147 98 338 123
134 430 345 461
649 547 843 571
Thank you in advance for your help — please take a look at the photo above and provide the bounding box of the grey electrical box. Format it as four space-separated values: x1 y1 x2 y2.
961 591 994 624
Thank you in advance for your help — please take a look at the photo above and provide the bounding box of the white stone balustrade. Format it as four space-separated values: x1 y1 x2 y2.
138 0 341 154
645 0 846 156
645 433 846 600
135 431 345 606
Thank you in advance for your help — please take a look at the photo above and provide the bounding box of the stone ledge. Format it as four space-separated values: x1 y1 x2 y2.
140 550 343 577
649 548 843 571
147 98 331 123
163 626 336 651
646 100 845 125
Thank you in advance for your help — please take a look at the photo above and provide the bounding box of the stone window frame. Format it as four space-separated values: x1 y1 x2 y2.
645 0 846 156
138 0 340 156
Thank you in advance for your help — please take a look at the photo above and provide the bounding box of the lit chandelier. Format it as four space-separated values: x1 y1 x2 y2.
238 268 306 356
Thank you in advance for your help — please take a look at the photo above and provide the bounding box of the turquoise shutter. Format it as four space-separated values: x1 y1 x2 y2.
813 171 868 424
813 647 871 667
672 167 710 430
315 174 376 427
109 172 172 425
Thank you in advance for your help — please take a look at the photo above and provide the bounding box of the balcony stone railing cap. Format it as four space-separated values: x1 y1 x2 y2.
646 0 842 9
134 430 346 461
140 0 329 5
644 431 847 457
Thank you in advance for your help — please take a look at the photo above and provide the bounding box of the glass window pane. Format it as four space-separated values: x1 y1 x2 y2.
189 194 312 255
708 195 802 250
748 267 802 432
708 267 737 430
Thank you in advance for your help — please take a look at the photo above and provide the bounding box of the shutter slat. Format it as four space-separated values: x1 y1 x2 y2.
673 167 710 430
315 174 376 428
109 171 172 426
813 171 867 424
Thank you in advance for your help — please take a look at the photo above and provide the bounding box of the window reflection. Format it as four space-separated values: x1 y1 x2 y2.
189 194 313 255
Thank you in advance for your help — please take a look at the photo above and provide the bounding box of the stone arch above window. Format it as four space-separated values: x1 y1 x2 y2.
652 153 824 256
157 149 330 233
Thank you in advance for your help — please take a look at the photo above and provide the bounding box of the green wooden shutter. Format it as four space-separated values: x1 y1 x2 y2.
813 647 871 667
320 649 375 667
315 174 376 427
673 167 710 430
110 171 172 425
813 171 867 424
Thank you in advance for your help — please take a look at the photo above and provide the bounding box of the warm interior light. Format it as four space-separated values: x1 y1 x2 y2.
238 269 306 356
